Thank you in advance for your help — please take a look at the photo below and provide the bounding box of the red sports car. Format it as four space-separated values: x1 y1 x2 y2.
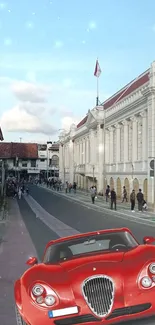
14 227 155 325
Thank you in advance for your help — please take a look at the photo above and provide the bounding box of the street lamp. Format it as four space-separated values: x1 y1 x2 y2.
92 165 95 185
46 141 52 179
149 157 155 212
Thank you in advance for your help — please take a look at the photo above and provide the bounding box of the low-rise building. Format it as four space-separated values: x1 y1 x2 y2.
59 60 155 207
0 141 59 180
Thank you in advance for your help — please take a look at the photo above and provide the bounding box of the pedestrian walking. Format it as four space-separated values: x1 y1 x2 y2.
18 187 22 199
130 189 135 212
90 186 96 204
111 188 117 210
122 186 127 202
105 185 110 202
65 182 68 193
137 189 144 212
73 182 77 193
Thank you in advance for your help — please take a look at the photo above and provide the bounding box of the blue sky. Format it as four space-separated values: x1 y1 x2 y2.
0 0 155 143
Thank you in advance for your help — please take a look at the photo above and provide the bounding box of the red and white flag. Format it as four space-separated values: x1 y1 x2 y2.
94 59 101 77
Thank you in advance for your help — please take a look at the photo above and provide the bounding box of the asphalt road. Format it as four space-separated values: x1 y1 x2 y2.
3 184 155 325
29 185 155 243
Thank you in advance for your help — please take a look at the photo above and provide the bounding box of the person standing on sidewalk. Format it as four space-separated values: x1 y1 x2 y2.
111 188 117 210
137 189 144 212
130 189 135 212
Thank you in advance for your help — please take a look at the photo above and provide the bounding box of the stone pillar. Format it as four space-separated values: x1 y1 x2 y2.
59 144 64 182
115 123 121 164
123 120 129 171
140 110 147 170
83 140 86 164
97 123 104 193
131 117 138 162
89 129 95 164
109 127 114 165
69 140 74 183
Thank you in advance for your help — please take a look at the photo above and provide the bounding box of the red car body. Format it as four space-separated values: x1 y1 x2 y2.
14 227 155 325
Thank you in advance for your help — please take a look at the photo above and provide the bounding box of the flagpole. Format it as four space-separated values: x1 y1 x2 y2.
96 76 99 106
103 105 106 195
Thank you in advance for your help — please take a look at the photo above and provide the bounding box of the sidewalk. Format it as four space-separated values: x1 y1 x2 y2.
38 184 155 224
0 198 37 325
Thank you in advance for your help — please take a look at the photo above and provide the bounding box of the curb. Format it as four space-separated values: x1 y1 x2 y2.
37 185 155 227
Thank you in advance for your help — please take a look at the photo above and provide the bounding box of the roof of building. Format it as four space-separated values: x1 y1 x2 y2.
49 143 59 150
0 142 38 159
77 70 150 128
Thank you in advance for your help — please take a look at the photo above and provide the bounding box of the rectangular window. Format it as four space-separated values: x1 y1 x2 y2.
22 161 27 167
31 160 36 167
40 159 45 162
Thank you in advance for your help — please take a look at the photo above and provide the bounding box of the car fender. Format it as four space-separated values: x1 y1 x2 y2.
14 279 23 312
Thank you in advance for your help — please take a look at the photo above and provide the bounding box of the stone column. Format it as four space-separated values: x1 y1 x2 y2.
122 120 129 171
109 127 114 165
97 123 104 193
140 110 147 170
79 141 82 164
115 123 121 164
59 144 64 182
89 129 95 164
83 139 86 164
131 117 138 162
69 140 74 183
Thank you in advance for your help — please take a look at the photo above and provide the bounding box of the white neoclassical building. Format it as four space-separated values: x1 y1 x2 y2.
59 61 155 207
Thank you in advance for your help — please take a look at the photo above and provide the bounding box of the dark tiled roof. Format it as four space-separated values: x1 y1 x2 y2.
77 70 149 128
0 142 38 159
77 116 88 128
0 127 4 141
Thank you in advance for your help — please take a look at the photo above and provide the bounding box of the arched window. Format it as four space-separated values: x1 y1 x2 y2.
51 155 59 167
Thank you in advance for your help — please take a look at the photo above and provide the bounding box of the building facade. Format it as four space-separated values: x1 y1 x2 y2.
59 61 155 206
0 142 59 180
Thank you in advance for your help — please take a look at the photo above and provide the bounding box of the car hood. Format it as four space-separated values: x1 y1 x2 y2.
60 251 125 273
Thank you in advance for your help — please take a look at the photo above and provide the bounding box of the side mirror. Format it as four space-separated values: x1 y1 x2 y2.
26 256 38 266
143 236 155 245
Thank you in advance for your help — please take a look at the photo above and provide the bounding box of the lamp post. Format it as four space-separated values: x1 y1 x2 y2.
149 157 155 212
46 141 52 180
92 165 95 185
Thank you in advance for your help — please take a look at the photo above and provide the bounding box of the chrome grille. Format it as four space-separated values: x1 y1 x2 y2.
82 275 114 318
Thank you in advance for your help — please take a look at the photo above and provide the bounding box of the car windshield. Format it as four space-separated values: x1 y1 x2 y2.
43 231 138 264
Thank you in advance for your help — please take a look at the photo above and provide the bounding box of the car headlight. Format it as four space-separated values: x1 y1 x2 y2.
32 284 44 296
149 263 155 274
141 276 152 288
44 295 56 306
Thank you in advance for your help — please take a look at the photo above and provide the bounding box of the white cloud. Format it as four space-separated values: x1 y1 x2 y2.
54 41 64 48
60 116 79 132
12 81 48 103
0 105 57 135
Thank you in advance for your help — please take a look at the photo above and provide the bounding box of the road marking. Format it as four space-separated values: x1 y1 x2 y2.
24 195 80 237
38 186 155 227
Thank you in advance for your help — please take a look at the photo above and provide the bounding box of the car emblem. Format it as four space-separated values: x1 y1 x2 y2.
93 267 96 271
